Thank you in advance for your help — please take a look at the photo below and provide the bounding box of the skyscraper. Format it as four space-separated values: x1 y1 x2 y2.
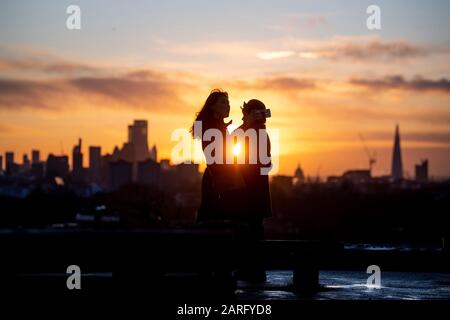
72 138 83 176
22 154 30 171
128 120 150 162
391 124 403 181
415 160 428 183
89 146 102 183
46 154 69 179
5 152 14 175
31 149 44 178
0 155 3 172
32 150 40 164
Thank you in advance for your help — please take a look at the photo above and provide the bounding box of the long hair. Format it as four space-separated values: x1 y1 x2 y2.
191 89 228 138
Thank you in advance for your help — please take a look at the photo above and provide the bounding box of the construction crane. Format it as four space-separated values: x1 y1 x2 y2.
358 133 376 173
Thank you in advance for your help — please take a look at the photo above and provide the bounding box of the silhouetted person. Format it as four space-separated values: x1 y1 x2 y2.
234 99 272 282
192 89 244 223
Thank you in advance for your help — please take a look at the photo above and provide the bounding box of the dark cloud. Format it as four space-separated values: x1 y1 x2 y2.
70 77 175 106
0 72 189 111
0 78 66 109
316 40 426 61
350 75 450 93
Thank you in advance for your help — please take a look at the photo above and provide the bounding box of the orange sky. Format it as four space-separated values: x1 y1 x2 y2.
1 1 449 178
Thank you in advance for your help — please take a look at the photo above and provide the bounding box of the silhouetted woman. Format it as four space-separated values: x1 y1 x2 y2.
192 89 236 223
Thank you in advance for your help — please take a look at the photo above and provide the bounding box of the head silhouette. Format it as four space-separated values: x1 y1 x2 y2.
242 99 267 126
192 89 229 138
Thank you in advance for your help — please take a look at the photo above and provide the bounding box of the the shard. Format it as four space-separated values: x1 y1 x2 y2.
391 124 403 181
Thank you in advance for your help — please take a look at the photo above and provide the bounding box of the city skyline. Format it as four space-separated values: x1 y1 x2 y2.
0 120 434 182
1 1 449 177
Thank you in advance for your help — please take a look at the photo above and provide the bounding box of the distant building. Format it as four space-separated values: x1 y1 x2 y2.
89 146 102 183
342 170 371 183
160 159 177 189
327 170 372 184
0 155 2 172
72 138 84 178
109 160 133 189
46 154 69 179
176 163 200 185
32 150 40 164
5 152 14 175
293 163 305 185
22 154 30 172
119 142 135 163
391 124 403 181
415 160 428 183
31 162 45 179
128 120 150 162
100 153 113 187
150 145 157 162
137 159 161 186
160 159 171 171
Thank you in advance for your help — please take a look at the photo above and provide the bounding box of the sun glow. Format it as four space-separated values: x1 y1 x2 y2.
232 142 242 156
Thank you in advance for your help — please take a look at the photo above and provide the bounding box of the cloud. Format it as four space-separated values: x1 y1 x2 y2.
317 39 426 61
70 76 180 107
350 75 450 93
0 78 68 110
0 58 98 75
255 39 427 62
256 51 296 60
164 37 426 63
0 71 192 112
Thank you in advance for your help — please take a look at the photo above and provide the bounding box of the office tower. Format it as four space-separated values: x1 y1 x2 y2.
415 160 429 183
5 152 14 175
72 138 83 176
32 150 40 164
46 154 69 179
128 120 150 162
391 125 403 181
89 146 102 182
22 154 30 171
